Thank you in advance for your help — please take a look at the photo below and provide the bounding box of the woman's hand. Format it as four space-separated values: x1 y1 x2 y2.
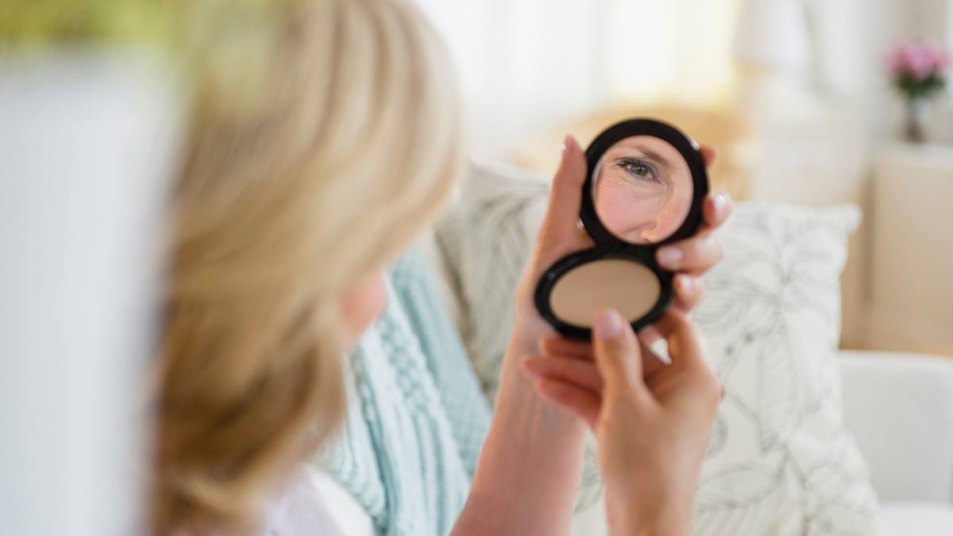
455 136 728 536
511 136 731 352
523 309 721 536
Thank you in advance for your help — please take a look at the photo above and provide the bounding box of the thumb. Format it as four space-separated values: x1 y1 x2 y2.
542 135 588 241
592 309 645 397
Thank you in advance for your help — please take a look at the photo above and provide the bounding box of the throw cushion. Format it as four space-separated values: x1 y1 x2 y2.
690 202 883 536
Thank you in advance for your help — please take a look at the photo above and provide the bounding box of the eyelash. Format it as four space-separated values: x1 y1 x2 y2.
615 158 661 184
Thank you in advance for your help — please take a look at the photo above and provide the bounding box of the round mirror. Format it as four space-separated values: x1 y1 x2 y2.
592 135 694 244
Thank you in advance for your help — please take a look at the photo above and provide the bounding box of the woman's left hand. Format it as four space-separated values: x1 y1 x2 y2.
510 136 731 352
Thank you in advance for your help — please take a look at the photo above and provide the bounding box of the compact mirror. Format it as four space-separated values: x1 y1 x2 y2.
534 118 708 339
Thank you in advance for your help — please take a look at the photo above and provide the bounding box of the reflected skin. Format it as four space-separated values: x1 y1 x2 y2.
594 136 694 244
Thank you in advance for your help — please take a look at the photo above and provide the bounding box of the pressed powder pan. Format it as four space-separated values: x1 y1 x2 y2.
549 258 660 328
534 118 709 340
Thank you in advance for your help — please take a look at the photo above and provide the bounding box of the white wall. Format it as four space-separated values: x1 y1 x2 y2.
416 0 953 153
415 0 740 160
415 0 608 160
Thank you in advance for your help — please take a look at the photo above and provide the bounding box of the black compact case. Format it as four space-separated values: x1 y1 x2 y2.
533 118 710 339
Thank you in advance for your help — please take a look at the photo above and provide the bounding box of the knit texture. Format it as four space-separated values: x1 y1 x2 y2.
316 248 491 536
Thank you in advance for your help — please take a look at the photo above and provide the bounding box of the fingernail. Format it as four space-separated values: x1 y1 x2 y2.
677 274 694 293
562 134 578 154
593 309 624 341
657 246 683 269
712 192 728 212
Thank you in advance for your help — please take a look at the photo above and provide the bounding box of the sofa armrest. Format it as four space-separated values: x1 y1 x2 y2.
838 350 953 504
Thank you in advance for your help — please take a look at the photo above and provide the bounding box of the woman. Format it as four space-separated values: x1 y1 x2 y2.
152 0 729 534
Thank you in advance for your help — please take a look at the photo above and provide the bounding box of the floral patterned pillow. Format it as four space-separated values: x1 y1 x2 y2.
689 202 883 536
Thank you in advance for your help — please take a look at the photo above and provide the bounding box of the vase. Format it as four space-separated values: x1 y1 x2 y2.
904 96 929 143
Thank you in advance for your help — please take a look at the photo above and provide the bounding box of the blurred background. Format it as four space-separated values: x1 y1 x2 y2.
2 0 952 534
415 0 953 356
416 0 953 153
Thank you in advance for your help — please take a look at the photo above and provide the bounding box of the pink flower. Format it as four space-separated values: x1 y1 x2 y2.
930 47 951 70
887 42 951 80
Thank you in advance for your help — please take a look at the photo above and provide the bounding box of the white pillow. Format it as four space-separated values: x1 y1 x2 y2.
435 163 884 535
689 202 883 536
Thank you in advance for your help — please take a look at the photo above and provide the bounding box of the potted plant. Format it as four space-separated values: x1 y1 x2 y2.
886 41 951 143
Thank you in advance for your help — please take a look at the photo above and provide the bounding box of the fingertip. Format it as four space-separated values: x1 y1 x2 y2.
555 134 573 176
656 245 684 270
559 134 586 180
545 134 588 236
705 192 732 226
558 134 579 163
674 274 707 313
593 309 625 341
700 145 719 167
563 134 579 154
674 273 696 295
592 309 646 393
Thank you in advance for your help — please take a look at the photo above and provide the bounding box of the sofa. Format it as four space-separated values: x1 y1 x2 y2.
838 350 953 535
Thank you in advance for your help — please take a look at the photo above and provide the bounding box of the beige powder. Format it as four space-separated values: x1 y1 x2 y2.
549 259 660 328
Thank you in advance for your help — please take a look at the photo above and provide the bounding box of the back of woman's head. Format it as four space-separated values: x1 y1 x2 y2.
153 0 462 533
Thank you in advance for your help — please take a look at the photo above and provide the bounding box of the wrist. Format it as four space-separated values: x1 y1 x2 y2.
496 326 586 436
619 510 691 536
607 492 693 536
508 311 556 352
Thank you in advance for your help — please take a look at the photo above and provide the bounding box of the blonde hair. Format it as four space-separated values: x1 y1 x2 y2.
152 0 462 533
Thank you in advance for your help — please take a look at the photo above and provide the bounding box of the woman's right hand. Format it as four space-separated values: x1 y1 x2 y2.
523 309 721 535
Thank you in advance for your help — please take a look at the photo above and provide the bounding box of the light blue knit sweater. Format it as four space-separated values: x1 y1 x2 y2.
316 249 491 536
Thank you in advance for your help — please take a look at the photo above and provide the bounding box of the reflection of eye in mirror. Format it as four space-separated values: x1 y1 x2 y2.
593 135 694 244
